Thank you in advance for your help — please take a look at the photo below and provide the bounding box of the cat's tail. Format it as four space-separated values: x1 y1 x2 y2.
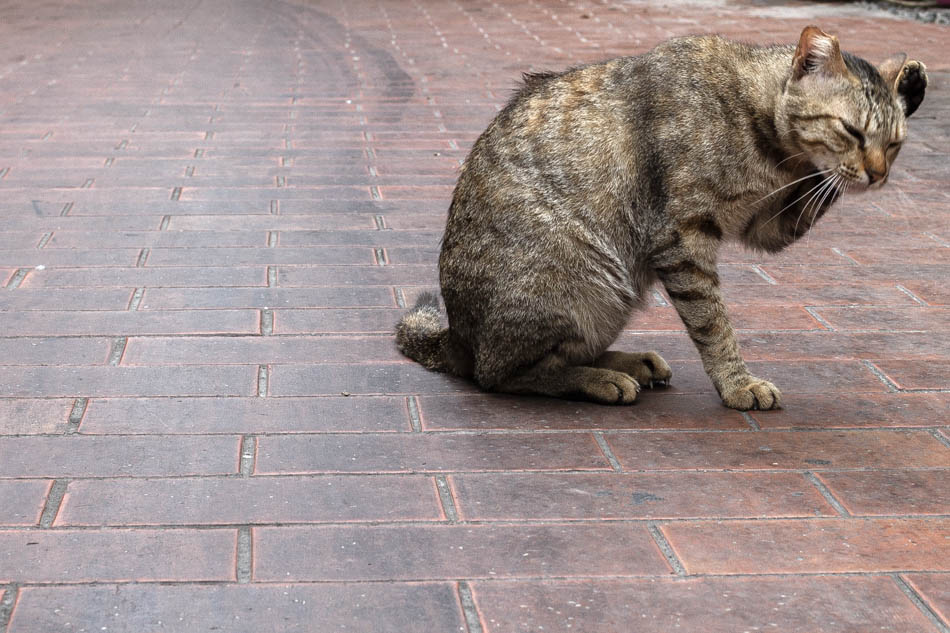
395 291 452 372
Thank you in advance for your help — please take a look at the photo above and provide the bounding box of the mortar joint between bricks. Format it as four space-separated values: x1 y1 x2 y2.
5 269 29 290
60 202 73 216
803 471 851 517
39 480 69 528
647 522 687 576
593 432 622 471
108 337 128 366
128 288 145 311
740 412 761 430
36 232 52 248
928 429 950 450
457 581 484 633
435 475 459 522
240 435 257 476
66 398 88 434
861 360 900 392
257 365 269 396
892 574 950 633
237 527 253 583
407 396 423 431
0 584 19 632
136 248 150 267
260 309 274 335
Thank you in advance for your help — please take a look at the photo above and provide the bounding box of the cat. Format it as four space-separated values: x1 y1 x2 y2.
395 26 927 411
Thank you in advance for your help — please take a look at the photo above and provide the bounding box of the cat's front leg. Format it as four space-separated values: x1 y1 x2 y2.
653 247 782 410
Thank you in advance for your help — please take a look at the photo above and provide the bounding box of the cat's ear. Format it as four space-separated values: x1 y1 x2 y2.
879 55 927 117
791 26 849 80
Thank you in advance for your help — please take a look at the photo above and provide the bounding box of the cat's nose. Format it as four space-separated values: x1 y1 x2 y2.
865 166 886 185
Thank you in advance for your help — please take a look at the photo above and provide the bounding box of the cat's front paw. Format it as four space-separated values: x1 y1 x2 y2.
721 377 782 411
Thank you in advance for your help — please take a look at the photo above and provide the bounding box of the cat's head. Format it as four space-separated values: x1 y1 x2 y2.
779 25 927 191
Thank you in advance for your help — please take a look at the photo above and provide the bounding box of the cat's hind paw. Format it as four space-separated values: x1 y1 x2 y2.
721 377 782 411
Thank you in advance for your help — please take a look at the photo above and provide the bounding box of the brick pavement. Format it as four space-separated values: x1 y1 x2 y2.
0 0 948 631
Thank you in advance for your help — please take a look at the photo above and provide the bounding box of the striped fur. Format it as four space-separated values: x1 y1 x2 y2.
394 26 926 410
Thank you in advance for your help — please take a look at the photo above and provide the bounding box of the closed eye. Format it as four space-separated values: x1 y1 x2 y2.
840 121 866 148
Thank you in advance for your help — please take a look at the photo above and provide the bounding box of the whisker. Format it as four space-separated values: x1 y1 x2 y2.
800 174 839 239
761 171 835 228
749 168 833 208
793 175 834 239
773 151 807 170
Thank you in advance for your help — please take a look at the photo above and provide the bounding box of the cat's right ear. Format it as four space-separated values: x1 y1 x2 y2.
791 26 848 81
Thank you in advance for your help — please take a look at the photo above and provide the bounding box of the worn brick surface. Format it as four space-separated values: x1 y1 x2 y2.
1 0 947 630
818 470 950 516
605 429 950 471
253 523 669 581
662 519 950 574
0 530 235 583
451 472 834 520
0 480 50 526
904 574 950 628
472 576 936 633
10 584 466 633
57 475 442 525
0 436 239 477
255 433 609 474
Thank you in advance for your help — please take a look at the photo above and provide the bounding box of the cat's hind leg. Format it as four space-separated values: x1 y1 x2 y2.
593 350 672 388
493 358 641 405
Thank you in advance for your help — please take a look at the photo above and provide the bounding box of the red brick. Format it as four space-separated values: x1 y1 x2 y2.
0 480 50 526
810 306 949 331
278 229 442 247
0 288 132 310
0 248 139 268
269 363 473 396
604 430 949 471
0 436 238 477
872 360 950 390
168 214 377 231
471 576 935 633
751 392 950 428
274 308 406 333
818 471 950 516
657 360 887 394
0 309 258 336
0 366 256 397
451 472 834 520
57 475 442 525
21 266 267 288
760 264 950 285
0 337 110 364
47 229 268 248
900 280 950 305
626 305 821 331
0 529 235 583
253 523 669 581
145 246 375 266
140 286 395 309
81 396 410 433
0 399 72 434
255 432 609 474
903 574 950 627
662 518 950 574
721 282 918 306
277 265 438 287
735 331 950 361
124 335 402 364
418 393 747 431
844 248 950 266
10 583 466 633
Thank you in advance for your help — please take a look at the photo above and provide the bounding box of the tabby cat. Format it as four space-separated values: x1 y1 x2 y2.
395 26 927 410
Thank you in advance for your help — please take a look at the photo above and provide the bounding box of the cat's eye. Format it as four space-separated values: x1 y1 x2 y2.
840 121 866 148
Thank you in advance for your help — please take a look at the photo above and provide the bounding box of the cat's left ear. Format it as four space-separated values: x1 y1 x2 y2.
879 55 927 117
